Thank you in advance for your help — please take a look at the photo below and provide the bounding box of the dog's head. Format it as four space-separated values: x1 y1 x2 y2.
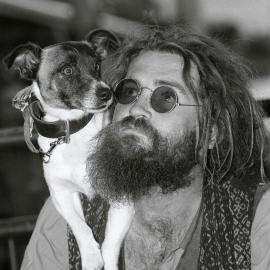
3 29 119 113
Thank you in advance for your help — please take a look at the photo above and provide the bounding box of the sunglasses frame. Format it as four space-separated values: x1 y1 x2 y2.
114 78 201 113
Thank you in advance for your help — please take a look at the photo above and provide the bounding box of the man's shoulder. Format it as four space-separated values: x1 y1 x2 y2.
251 183 270 268
253 183 270 215
20 197 68 270
30 197 68 247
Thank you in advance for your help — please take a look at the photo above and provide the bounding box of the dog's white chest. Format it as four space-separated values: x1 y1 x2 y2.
38 116 100 195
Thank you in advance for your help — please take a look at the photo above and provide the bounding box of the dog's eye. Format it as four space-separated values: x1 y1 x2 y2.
62 66 73 76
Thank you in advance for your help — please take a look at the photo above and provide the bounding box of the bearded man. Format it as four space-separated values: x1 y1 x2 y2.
21 26 270 270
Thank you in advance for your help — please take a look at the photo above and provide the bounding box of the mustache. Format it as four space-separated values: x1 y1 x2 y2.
93 115 161 162
114 115 157 137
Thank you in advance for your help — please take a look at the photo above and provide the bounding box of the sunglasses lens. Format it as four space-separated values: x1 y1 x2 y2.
115 79 139 104
151 86 177 113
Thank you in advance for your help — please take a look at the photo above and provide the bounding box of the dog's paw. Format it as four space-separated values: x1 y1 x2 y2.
80 244 104 270
103 264 118 270
101 245 119 270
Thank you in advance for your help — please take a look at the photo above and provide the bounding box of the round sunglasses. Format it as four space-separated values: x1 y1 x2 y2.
114 78 201 113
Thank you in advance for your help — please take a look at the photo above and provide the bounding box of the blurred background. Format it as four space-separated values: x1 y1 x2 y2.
0 0 270 269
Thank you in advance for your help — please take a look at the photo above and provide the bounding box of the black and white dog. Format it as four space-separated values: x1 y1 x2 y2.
4 30 134 270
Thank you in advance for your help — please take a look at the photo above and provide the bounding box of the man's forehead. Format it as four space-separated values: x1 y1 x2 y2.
126 50 199 86
127 51 182 75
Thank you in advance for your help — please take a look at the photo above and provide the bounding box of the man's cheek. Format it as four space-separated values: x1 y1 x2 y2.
159 124 189 143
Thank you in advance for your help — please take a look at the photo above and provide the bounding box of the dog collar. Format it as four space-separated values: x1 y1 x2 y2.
20 94 93 163
29 99 93 139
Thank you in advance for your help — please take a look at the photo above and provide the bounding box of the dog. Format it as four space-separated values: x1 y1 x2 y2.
4 29 134 270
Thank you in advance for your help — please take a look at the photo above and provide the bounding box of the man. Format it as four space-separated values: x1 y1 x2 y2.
21 25 270 270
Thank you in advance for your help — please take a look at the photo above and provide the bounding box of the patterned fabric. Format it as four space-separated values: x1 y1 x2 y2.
198 177 258 270
68 194 109 270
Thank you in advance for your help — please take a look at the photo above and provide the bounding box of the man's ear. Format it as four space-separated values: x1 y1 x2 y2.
3 42 41 81
85 29 120 60
208 125 217 149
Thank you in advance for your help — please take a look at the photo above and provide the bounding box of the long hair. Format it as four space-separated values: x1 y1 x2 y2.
103 25 269 185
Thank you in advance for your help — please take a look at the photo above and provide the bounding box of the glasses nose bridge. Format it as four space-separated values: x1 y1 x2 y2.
135 86 153 101
134 85 153 105
140 86 154 94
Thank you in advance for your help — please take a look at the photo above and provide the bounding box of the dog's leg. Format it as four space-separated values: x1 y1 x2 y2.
51 191 104 270
102 203 135 270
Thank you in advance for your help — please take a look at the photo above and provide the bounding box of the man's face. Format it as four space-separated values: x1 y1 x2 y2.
113 51 198 144
88 51 200 202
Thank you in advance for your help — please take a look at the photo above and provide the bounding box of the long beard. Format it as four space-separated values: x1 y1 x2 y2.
87 116 198 203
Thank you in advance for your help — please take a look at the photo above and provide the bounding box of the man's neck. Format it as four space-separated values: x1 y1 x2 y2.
135 165 203 218
124 165 203 269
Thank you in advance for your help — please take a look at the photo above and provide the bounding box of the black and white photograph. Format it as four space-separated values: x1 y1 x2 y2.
0 0 270 269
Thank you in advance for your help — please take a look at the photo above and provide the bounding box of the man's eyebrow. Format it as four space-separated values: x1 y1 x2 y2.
154 79 188 94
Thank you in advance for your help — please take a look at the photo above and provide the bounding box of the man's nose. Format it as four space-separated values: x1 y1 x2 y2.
129 92 152 119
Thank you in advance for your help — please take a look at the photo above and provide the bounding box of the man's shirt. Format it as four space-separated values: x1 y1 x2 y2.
21 188 270 270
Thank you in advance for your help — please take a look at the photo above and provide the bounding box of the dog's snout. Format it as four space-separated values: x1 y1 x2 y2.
96 87 112 102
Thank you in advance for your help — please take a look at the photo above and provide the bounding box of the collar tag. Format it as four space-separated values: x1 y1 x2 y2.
41 136 67 163
41 120 71 163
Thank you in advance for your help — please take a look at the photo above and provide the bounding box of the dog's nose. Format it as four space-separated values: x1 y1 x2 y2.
96 87 112 102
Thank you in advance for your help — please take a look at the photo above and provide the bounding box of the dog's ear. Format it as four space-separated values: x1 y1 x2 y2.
85 29 120 60
3 42 42 81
